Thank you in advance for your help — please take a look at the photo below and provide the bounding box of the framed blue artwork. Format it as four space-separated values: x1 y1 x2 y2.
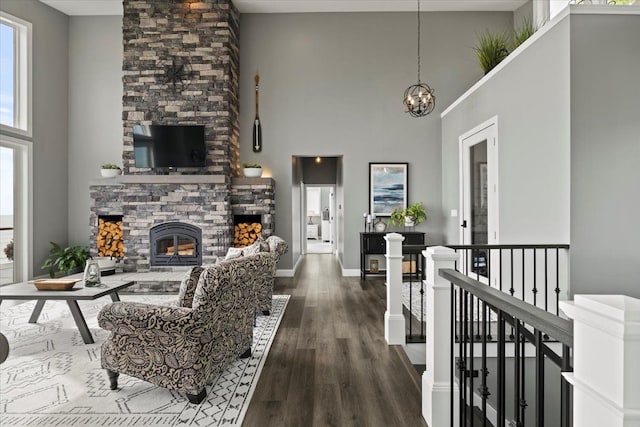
369 163 408 217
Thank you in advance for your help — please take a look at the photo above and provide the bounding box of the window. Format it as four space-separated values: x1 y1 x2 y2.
0 11 32 284
0 12 31 136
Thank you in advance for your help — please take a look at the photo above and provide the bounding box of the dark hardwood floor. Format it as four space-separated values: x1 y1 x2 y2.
243 254 428 427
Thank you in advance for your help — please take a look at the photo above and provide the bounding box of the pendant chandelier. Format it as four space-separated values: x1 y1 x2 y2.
403 0 435 117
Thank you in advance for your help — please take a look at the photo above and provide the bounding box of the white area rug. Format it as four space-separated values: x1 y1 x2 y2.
0 294 289 426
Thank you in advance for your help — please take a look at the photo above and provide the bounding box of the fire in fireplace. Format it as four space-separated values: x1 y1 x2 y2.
150 222 202 266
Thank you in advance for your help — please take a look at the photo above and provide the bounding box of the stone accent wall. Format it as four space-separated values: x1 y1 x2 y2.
90 179 230 272
122 0 240 176
230 178 276 238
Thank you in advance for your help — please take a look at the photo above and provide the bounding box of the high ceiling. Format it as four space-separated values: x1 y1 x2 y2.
39 0 528 16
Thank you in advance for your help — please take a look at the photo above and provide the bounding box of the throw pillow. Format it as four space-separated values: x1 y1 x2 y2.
243 239 262 256
225 247 244 260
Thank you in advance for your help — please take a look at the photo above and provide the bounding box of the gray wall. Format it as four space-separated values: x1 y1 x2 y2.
513 0 533 28
239 12 513 270
68 16 123 245
0 0 69 277
569 13 640 297
441 16 571 246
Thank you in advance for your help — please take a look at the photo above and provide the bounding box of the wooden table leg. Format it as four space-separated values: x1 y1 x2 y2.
67 300 94 344
29 300 47 323
110 292 120 302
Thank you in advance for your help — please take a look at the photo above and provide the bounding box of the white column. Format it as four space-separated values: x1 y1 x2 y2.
384 232 405 345
560 295 640 427
422 246 460 427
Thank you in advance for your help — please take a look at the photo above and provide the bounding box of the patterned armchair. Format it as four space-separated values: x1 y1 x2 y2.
97 252 275 404
256 235 288 316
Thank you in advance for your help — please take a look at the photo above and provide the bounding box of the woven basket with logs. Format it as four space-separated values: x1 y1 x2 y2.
234 222 262 247
97 218 124 257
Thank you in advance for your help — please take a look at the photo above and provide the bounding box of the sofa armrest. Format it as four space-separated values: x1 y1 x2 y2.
98 301 198 337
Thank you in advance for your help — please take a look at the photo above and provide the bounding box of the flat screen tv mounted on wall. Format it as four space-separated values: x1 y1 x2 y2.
133 124 207 168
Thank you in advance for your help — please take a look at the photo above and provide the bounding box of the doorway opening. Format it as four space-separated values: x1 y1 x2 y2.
305 186 335 254
292 156 341 258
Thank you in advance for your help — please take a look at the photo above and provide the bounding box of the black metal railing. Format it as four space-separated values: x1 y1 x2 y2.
403 244 427 343
441 269 573 427
447 245 570 316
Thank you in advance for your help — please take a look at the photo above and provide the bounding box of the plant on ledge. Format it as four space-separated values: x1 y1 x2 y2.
101 163 122 178
388 202 427 228
101 163 121 170
242 163 263 178
42 242 90 278
473 30 510 75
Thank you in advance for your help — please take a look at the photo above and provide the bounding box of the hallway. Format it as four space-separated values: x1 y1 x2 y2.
243 254 427 427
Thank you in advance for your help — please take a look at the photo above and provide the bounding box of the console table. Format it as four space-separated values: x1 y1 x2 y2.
360 232 425 279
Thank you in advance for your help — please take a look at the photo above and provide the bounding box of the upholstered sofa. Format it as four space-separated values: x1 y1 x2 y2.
97 252 276 404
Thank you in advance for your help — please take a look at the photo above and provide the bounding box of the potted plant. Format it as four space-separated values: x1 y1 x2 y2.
387 202 427 228
388 208 406 228
41 242 90 277
101 163 122 178
242 162 263 178
404 202 427 226
513 19 537 49
472 30 510 74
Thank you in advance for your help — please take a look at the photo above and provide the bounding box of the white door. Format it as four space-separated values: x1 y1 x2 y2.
459 117 499 281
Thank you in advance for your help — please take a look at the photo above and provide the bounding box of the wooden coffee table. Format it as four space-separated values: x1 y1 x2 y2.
0 279 134 344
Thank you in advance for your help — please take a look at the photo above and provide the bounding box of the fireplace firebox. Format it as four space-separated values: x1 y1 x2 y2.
150 222 202 266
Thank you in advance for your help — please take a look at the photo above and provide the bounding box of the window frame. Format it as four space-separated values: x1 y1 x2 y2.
0 134 33 283
0 11 32 138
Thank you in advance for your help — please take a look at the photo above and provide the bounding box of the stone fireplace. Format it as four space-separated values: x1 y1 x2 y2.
88 1 276 273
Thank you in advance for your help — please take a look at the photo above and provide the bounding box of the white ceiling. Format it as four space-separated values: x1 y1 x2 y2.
39 0 528 16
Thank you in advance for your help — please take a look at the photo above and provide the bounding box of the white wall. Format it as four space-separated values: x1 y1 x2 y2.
68 16 123 245
441 16 571 246
0 0 69 276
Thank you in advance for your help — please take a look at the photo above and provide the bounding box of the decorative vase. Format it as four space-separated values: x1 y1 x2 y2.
374 219 386 233
83 260 101 287
243 167 263 178
404 217 415 227
101 168 121 178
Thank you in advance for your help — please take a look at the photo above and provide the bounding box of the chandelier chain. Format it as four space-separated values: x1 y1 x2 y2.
417 0 421 83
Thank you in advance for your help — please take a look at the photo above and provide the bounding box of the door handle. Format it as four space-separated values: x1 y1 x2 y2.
461 220 468 228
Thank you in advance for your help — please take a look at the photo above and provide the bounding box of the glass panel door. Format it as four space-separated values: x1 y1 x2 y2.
1 146 15 284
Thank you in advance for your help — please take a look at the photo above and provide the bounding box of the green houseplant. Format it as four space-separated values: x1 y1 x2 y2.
41 242 90 277
473 30 510 74
404 202 427 225
242 162 263 178
513 19 537 49
101 163 122 178
388 202 427 228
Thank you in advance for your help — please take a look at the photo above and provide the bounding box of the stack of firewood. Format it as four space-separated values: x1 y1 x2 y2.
234 222 262 247
97 218 124 257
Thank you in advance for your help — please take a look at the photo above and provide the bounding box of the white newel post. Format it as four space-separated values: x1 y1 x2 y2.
422 246 460 427
560 295 640 427
384 233 405 345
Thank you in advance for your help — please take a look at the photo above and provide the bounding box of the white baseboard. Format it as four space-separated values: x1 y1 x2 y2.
342 269 361 277
276 255 302 277
337 255 360 277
